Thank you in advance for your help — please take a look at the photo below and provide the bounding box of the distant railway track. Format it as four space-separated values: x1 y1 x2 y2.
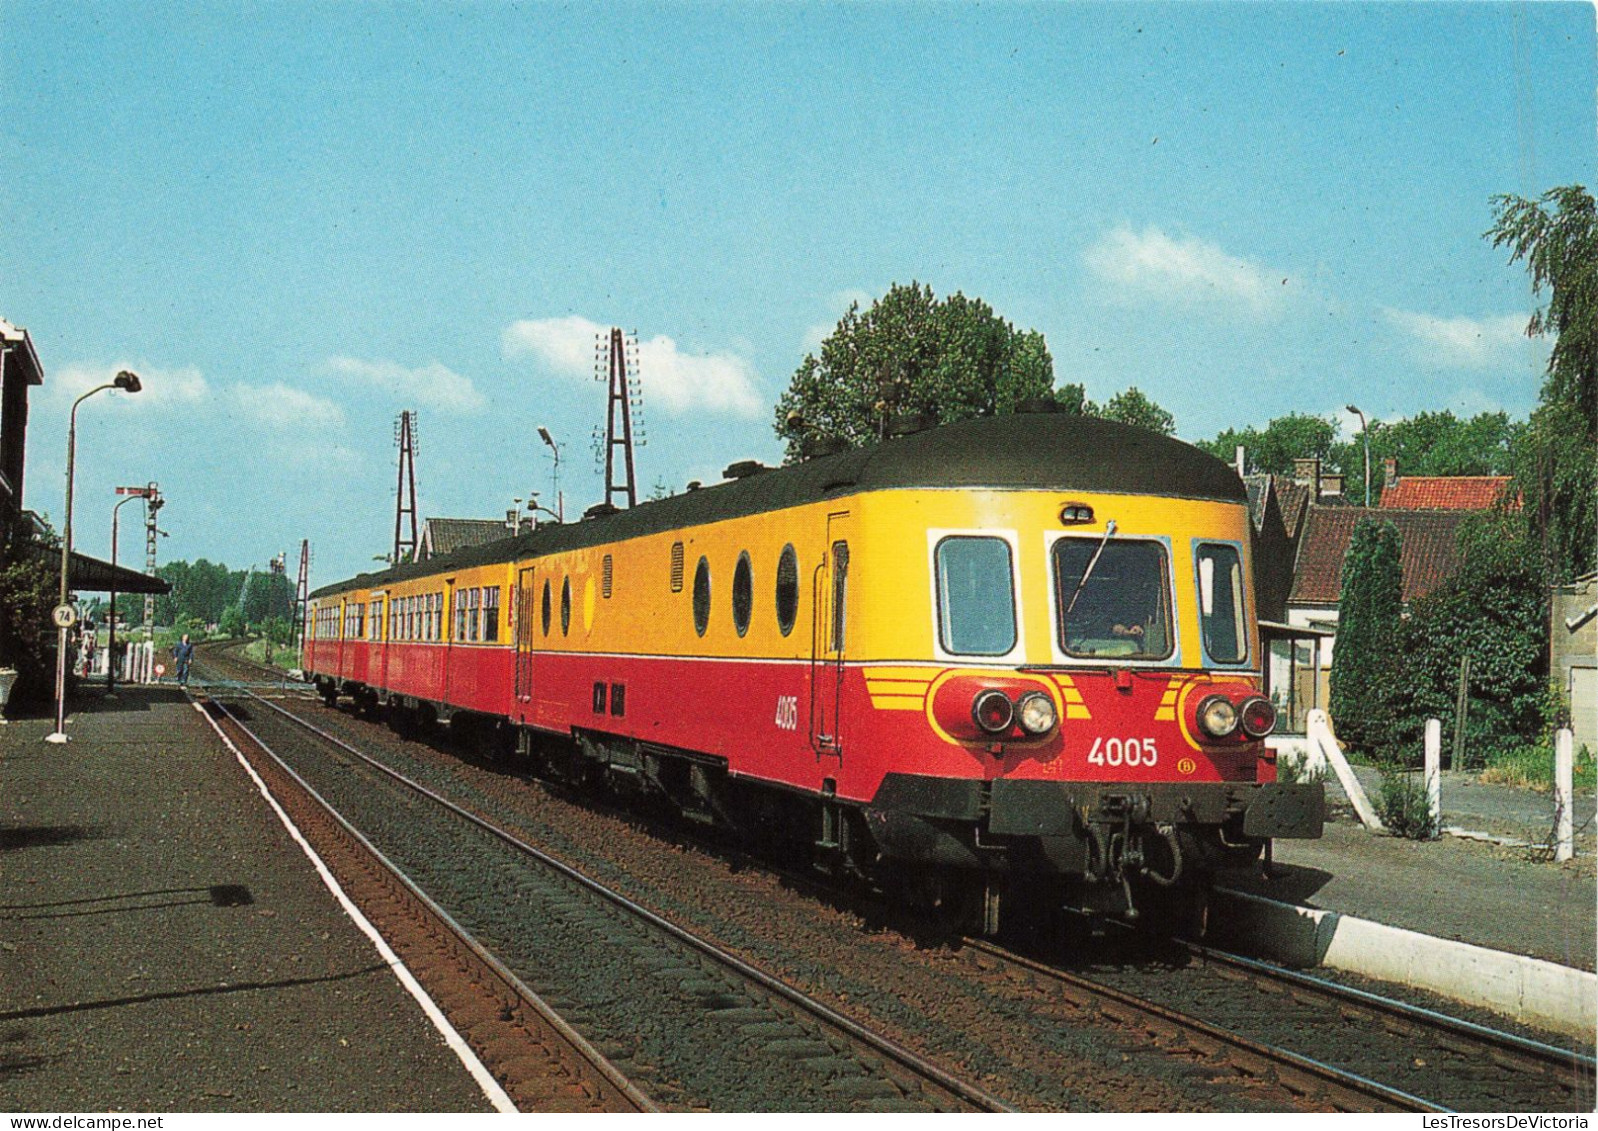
194 659 1011 1112
194 643 1595 1112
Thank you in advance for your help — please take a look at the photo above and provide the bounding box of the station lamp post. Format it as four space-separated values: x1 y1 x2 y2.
1346 403 1371 507
47 370 141 743
537 426 564 523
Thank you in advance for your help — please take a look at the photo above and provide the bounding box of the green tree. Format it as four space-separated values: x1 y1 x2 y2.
773 283 1055 460
0 527 62 707
1198 413 1340 475
1489 185 1597 581
1329 517 1405 753
219 606 245 638
1098 386 1177 435
1391 511 1548 767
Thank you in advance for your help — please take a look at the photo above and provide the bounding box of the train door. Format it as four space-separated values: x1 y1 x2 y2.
514 566 536 710
373 594 388 691
809 511 852 759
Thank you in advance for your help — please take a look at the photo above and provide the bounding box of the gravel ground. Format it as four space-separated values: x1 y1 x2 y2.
0 688 495 1113
288 698 1563 1111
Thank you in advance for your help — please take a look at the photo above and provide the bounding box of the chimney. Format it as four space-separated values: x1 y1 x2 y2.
1319 473 1345 498
1292 457 1322 496
1235 445 1246 477
1383 456 1399 490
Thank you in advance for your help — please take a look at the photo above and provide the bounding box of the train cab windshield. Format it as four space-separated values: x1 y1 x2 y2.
1054 538 1173 660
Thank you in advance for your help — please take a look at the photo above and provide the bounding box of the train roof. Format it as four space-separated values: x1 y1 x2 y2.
311 413 1245 599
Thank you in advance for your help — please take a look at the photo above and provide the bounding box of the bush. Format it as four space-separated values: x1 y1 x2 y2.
1378 769 1439 840
1391 512 1549 767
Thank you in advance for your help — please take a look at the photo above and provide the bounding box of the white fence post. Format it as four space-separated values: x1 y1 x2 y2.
1555 727 1575 864
1307 708 1385 832
1424 718 1442 838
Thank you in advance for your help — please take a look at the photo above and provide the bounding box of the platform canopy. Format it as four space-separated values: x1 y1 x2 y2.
19 539 171 595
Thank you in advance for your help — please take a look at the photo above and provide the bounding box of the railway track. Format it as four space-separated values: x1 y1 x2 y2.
201 694 651 1113
960 936 1594 1113
194 655 1010 1112
195 643 1596 1111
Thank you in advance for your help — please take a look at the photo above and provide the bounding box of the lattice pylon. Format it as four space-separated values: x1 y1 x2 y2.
394 411 419 563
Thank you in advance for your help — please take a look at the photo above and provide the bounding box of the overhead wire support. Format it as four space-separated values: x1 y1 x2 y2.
597 327 643 509
394 410 419 564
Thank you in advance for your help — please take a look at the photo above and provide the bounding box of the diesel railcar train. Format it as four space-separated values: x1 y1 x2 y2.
303 411 1324 931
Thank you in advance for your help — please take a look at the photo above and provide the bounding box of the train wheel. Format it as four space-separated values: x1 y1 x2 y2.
317 683 338 707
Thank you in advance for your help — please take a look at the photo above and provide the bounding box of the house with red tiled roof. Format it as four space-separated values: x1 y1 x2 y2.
1377 456 1517 511
1265 505 1468 739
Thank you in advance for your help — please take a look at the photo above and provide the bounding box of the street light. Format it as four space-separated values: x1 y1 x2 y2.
47 370 141 743
537 426 563 523
1345 404 1371 507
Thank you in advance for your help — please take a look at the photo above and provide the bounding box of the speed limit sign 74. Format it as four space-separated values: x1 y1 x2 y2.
52 604 78 629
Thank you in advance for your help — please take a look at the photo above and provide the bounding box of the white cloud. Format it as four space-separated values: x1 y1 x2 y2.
1381 308 1534 369
325 356 485 413
228 382 345 430
1085 225 1286 316
503 316 763 417
50 362 210 408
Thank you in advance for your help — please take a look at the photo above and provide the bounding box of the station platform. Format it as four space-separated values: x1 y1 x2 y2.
0 685 496 1113
2 687 1591 1113
1219 765 1596 974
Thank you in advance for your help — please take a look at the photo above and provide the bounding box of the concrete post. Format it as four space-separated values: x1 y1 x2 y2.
1307 709 1385 832
1555 727 1575 864
1424 718 1442 838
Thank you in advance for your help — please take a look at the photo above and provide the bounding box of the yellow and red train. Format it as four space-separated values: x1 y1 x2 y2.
303 411 1323 930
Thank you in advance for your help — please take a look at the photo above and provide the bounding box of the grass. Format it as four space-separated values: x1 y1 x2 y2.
1479 742 1597 792
241 637 301 672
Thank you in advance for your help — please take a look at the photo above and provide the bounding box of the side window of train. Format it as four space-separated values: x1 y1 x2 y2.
483 586 500 642
692 556 711 637
732 552 753 637
830 541 849 653
541 579 552 637
775 543 799 637
560 577 572 635
1195 543 1247 664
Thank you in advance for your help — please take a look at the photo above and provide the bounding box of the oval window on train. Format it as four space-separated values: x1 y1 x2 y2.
692 556 711 637
541 579 552 636
561 577 572 636
775 544 799 637
732 552 753 637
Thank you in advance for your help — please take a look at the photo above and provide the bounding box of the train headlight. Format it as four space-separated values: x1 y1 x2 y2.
971 689 1015 735
1239 695 1277 739
1196 694 1239 739
1015 691 1058 736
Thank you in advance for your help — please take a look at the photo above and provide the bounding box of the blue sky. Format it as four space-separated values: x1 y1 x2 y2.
4 2 1593 586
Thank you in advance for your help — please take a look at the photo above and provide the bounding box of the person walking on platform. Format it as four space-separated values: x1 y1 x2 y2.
172 634 195 686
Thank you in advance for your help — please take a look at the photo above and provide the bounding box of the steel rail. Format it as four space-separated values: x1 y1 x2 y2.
965 937 1446 1113
219 682 1015 1114
202 694 656 1113
1179 939 1596 1079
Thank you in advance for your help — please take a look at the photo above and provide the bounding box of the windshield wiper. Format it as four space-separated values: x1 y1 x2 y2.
1065 519 1117 616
